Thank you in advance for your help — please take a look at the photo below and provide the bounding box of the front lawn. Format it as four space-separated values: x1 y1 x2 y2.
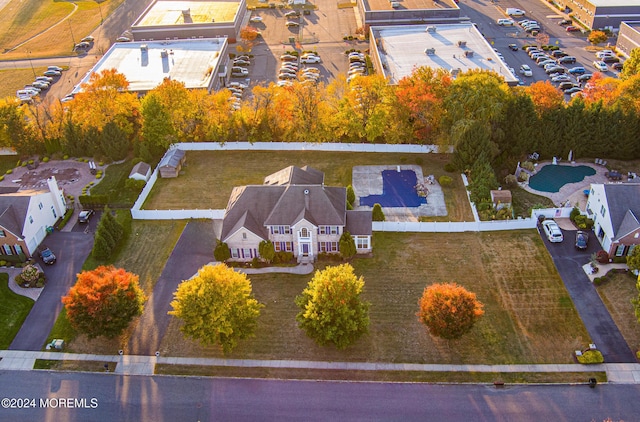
142 151 474 222
0 273 34 349
596 271 640 355
161 230 590 364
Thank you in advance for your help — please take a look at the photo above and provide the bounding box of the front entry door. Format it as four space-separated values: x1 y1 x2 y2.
302 243 309 256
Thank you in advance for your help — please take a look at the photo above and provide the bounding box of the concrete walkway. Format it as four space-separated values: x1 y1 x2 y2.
0 349 638 383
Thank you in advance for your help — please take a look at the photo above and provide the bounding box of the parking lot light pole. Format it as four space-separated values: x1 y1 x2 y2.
96 1 104 25
68 20 76 48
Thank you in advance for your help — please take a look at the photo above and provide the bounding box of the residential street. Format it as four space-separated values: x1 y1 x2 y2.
539 223 636 363
0 371 638 421
9 231 94 351
127 221 215 355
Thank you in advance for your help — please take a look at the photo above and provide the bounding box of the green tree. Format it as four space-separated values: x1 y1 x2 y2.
346 185 356 207
339 231 357 260
100 121 129 161
214 240 231 262
258 240 275 263
139 94 175 161
169 263 263 354
621 48 640 81
91 233 112 260
372 203 385 221
417 282 484 340
588 30 608 45
295 264 370 349
626 246 640 273
62 266 145 339
633 276 640 324
92 208 123 260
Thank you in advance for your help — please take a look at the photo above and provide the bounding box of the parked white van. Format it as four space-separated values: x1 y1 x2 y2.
506 8 525 16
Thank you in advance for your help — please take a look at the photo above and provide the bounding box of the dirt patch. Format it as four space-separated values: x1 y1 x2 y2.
0 159 106 200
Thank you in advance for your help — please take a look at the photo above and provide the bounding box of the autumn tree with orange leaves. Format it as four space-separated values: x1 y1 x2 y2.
417 283 484 340
524 81 564 115
62 266 145 339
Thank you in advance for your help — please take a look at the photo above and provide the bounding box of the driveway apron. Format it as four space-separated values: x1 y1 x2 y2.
540 225 636 363
127 220 215 355
9 231 94 351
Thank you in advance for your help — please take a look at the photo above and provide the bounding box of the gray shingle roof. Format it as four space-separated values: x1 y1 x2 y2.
129 161 151 178
346 210 373 236
263 165 324 186
603 184 640 239
159 149 185 169
0 196 32 237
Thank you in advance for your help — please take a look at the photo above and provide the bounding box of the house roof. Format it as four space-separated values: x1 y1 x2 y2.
0 193 40 238
221 167 348 242
346 210 373 236
490 190 512 204
603 184 640 240
129 162 151 178
263 165 324 186
159 148 185 169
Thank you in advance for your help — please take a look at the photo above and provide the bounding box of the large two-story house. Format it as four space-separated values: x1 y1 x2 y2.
586 183 640 257
220 166 372 262
0 177 66 259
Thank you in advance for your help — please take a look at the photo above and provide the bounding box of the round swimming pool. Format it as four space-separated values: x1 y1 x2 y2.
528 164 596 193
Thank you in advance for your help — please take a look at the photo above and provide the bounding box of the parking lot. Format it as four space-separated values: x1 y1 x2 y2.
228 0 362 90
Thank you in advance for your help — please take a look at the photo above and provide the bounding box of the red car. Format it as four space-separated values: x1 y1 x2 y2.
566 26 580 32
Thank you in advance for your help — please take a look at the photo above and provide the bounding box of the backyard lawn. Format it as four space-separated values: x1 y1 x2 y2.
596 271 640 355
0 273 34 349
160 230 590 364
143 150 474 222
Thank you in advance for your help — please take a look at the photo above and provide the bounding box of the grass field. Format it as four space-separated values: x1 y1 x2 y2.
0 67 49 100
160 230 590 364
155 364 607 384
0 0 124 60
143 151 475 222
511 186 555 218
88 160 141 206
34 359 107 372
596 271 640 355
55 219 186 354
0 273 34 349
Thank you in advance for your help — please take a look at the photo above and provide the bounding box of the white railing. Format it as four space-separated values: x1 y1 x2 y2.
173 141 443 153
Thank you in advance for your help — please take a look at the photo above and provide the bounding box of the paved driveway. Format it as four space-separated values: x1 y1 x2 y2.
9 231 94 351
539 223 636 363
127 220 215 355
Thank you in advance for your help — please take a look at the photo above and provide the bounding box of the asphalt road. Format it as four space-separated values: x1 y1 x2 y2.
127 220 215 355
538 223 636 363
0 371 638 421
9 231 94 351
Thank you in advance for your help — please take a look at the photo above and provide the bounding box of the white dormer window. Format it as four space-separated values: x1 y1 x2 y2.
242 232 247 240
300 228 310 239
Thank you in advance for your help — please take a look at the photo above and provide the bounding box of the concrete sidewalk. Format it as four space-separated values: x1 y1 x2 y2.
0 350 638 383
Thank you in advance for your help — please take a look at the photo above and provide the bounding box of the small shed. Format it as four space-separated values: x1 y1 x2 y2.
129 162 151 182
490 190 512 210
158 149 186 178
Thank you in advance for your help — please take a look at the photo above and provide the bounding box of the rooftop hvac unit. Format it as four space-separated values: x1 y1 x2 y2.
450 68 461 77
464 50 474 57
182 8 191 16
425 48 436 55
140 44 148 51
426 26 436 33
161 49 168 58
457 40 467 47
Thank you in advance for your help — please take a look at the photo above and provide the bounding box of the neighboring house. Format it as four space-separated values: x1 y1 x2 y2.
159 148 186 178
221 166 372 263
0 177 66 259
129 162 152 182
586 183 640 257
490 190 512 210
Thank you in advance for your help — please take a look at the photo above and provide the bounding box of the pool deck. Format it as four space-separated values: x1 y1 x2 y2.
522 161 611 209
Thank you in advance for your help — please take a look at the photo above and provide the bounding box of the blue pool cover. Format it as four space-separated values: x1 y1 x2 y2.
360 170 428 207
528 165 596 193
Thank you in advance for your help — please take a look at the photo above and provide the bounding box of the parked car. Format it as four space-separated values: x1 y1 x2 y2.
81 36 94 43
593 60 608 72
568 66 586 75
525 26 541 33
36 76 54 83
558 81 577 91
577 73 593 82
39 246 56 264
551 75 571 83
558 19 572 25
284 10 300 17
249 16 263 23
233 59 251 66
285 21 299 27
507 44 518 52
558 56 576 64
497 19 515 26
116 36 131 42
47 66 63 72
575 231 589 249
301 56 321 64
542 220 563 243
519 64 532 77
602 55 620 64
612 62 624 71
280 54 298 61
566 26 580 32
546 66 566 74
596 50 614 59
278 73 297 80
78 209 94 223
564 86 583 95
538 59 556 67
551 50 568 58
506 8 525 16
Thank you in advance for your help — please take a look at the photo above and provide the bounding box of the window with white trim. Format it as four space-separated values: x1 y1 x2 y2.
38 202 43 210
0 230 5 237
600 205 606 218
29 216 33 224
3 245 12 255
231 248 240 258
355 236 369 249
242 248 252 258
271 226 291 234
319 226 340 235
300 228 310 238
14 245 22 255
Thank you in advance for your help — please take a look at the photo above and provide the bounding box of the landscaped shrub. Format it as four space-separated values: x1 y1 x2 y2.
443 163 455 173
570 207 581 221
596 250 609 264
42 157 49 163
63 155 69 160
346 185 356 207
521 161 535 172
577 350 604 364
503 174 517 187
372 203 385 221
438 175 452 187
574 215 594 229
214 241 231 262
5 169 12 175
273 251 294 264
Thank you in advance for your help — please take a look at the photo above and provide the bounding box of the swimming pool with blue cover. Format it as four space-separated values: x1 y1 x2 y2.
359 170 427 207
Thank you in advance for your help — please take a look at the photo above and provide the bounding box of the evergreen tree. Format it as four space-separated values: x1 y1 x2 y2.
339 231 357 259
372 203 385 221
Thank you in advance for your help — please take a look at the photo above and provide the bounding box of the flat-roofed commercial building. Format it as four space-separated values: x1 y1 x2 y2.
617 21 640 55
369 23 519 85
132 0 246 43
73 38 229 95
553 0 640 30
356 0 464 30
